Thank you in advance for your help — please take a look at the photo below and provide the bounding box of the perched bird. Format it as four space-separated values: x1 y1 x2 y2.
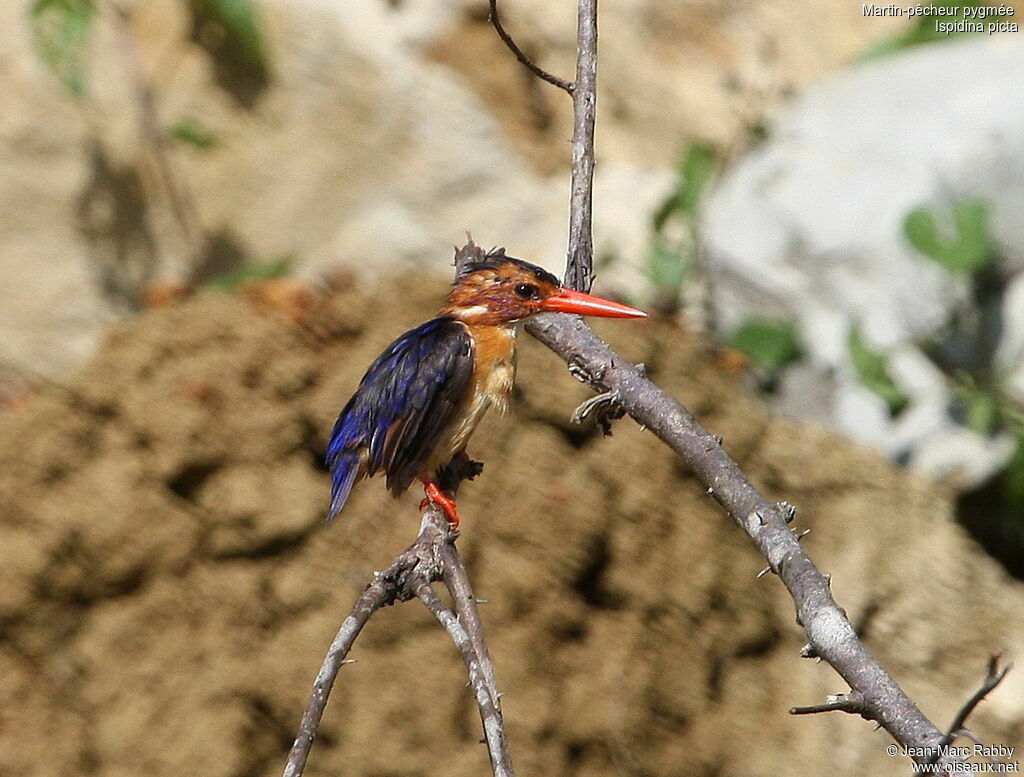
325 248 647 527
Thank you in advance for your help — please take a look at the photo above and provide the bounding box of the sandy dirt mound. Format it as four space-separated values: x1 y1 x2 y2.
1 277 1021 777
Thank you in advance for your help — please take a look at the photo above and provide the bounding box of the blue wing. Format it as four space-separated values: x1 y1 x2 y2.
325 317 474 522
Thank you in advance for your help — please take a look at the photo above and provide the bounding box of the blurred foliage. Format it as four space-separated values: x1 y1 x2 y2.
954 375 1024 513
960 380 1000 436
187 0 269 107
27 0 271 307
848 326 909 416
860 1 1010 60
28 0 95 96
647 239 687 298
652 144 716 233
169 116 217 149
646 143 717 313
730 318 802 373
188 0 267 71
1006 429 1024 510
902 196 1024 567
904 199 991 275
201 255 294 292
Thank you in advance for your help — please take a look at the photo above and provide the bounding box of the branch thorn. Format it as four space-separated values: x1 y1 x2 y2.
790 691 867 717
776 501 797 523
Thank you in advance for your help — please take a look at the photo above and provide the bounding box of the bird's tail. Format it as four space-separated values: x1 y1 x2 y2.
326 452 360 524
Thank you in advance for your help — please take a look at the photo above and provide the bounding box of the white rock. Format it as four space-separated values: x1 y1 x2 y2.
703 36 1024 487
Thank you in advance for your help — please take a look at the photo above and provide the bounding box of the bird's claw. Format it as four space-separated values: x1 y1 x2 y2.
441 453 483 487
420 480 461 530
571 390 626 436
458 455 485 480
568 357 606 388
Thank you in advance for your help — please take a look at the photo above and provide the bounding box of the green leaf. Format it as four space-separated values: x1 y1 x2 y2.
964 391 999 436
848 326 909 416
652 194 681 233
653 142 717 232
678 143 716 215
903 199 992 275
190 0 267 70
168 116 217 149
1003 433 1024 512
202 255 293 292
730 318 802 372
647 238 687 293
28 0 95 97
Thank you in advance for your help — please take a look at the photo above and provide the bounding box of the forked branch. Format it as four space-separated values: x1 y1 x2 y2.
282 469 513 777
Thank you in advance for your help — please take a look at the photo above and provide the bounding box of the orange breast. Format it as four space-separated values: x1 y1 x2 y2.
425 323 517 474
470 324 517 411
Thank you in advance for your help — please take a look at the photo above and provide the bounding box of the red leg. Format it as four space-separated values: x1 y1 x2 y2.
419 476 461 529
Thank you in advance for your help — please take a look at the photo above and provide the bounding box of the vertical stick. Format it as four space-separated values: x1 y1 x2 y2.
564 0 598 293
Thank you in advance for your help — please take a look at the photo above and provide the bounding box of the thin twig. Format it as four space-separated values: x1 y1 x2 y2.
416 583 515 777
282 508 452 777
939 653 1013 748
440 542 503 711
282 586 387 777
564 0 598 292
488 0 574 94
110 4 204 263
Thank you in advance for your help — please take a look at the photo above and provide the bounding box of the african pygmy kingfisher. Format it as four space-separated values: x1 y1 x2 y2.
325 247 647 527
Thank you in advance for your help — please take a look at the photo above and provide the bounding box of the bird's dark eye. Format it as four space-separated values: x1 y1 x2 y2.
514 283 539 300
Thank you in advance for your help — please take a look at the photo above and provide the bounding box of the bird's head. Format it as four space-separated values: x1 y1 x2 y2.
440 250 646 326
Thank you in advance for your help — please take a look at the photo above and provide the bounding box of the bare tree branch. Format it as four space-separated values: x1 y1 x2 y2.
522 311 978 771
488 0 574 94
283 496 515 777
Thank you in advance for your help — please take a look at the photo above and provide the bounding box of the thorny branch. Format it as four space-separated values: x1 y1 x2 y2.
489 0 1012 774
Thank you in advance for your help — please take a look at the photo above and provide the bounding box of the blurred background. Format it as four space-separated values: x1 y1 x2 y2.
1 1 1022 775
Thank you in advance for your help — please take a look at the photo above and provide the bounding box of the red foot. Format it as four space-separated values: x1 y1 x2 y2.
419 476 461 529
